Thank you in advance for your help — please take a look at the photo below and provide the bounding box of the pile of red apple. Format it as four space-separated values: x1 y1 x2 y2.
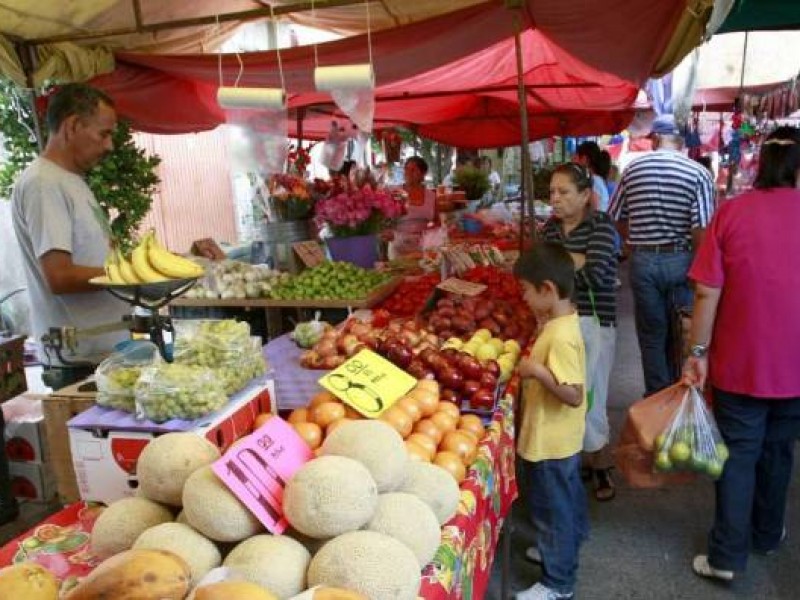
300 318 438 370
376 341 499 412
425 294 534 347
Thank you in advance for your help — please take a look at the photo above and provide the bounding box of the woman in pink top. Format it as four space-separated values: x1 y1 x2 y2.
683 126 800 582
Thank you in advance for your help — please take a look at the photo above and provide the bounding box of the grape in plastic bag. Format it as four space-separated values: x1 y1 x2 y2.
95 341 160 412
653 386 729 478
173 319 255 394
134 363 227 423
290 311 330 349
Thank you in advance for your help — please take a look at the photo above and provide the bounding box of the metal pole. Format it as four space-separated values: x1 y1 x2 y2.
513 15 536 248
17 43 44 152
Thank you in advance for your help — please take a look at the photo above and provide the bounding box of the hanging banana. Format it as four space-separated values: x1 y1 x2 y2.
104 253 125 284
116 249 142 284
146 231 205 279
131 233 169 283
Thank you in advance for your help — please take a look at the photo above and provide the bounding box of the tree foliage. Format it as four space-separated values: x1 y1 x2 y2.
0 79 161 251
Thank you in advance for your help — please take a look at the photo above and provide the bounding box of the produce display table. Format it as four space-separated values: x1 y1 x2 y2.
0 386 519 600
171 277 402 339
263 333 329 411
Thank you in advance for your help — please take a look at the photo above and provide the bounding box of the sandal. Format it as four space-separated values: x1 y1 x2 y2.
594 468 616 502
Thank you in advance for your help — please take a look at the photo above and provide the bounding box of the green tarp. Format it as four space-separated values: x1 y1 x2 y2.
718 0 800 33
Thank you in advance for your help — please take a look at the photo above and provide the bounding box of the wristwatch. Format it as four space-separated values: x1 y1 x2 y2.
689 343 708 358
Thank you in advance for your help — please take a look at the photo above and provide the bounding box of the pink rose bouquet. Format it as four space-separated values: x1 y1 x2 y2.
314 184 405 237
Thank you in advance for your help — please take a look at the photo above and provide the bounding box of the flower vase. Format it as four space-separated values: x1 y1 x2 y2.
326 234 379 269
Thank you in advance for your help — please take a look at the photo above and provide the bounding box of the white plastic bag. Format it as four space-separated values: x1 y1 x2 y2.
653 386 729 479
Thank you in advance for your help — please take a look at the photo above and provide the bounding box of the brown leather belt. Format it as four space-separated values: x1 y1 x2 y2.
632 243 689 254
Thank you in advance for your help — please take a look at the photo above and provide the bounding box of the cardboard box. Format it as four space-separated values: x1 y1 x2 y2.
8 460 56 502
3 395 47 463
0 335 26 403
68 380 274 505
39 379 98 504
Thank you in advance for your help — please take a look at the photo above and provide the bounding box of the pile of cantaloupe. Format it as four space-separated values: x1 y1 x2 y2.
288 379 487 483
26 408 465 600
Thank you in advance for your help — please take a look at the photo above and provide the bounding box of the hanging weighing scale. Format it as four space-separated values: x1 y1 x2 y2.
41 277 198 369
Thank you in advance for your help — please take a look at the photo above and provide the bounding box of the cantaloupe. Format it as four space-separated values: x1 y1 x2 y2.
319 420 408 492
399 461 460 524
62 549 190 600
284 528 330 558
191 580 278 600
0 563 58 599
137 433 221 506
133 522 221 585
223 535 310 599
307 531 421 600
182 466 264 542
90 497 173 559
283 456 377 539
365 493 441 567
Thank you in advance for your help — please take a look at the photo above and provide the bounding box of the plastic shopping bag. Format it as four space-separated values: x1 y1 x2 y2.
95 341 160 412
614 384 696 488
653 386 728 479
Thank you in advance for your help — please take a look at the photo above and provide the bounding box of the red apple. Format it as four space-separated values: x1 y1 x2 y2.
441 348 461 364
406 359 429 379
484 360 501 378
479 371 498 391
439 368 464 392
387 343 413 369
437 298 455 309
470 388 495 411
458 354 483 381
462 379 481 397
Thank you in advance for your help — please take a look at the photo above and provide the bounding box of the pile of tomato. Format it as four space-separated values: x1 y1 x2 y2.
461 265 523 302
378 272 441 317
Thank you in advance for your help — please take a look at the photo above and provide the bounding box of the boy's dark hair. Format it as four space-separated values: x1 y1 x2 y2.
513 242 575 299
46 83 114 134
754 126 800 189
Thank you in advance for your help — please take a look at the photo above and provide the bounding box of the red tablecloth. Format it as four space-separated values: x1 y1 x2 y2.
0 385 518 599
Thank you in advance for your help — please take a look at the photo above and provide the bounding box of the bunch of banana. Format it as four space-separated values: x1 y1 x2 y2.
104 232 204 284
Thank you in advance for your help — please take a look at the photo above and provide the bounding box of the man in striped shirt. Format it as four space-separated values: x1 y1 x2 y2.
608 117 715 395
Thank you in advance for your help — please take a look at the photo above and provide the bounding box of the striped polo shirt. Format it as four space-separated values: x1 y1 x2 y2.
608 150 715 246
542 212 618 327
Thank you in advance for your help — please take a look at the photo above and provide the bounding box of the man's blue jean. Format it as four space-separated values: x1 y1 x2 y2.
525 453 588 594
707 388 800 571
630 251 693 395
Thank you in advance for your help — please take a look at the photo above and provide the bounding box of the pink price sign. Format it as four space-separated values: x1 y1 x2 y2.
212 417 313 534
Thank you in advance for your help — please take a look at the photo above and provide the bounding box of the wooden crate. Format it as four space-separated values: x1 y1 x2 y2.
0 335 26 403
40 379 97 504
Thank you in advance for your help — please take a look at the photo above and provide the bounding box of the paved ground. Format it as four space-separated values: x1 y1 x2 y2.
487 263 800 599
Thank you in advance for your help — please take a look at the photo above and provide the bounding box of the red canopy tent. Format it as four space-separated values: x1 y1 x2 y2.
88 1 686 143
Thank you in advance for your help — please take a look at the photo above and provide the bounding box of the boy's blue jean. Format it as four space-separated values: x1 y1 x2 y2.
525 453 589 594
707 388 800 571
630 251 693 395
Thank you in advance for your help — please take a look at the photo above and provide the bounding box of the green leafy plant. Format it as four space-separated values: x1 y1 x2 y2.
452 164 490 201
0 79 161 252
0 79 39 200
87 119 161 253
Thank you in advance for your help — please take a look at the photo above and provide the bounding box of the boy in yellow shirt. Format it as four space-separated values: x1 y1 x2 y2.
514 242 588 600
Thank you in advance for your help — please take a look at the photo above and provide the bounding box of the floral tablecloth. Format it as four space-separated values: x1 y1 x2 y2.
0 386 518 600
419 385 518 600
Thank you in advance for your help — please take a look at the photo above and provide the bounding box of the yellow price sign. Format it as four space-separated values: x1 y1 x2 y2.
319 349 417 418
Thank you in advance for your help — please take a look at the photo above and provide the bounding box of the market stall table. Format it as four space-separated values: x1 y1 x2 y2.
0 384 519 600
170 276 402 339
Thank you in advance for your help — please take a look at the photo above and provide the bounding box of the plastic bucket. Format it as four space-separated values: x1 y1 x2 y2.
260 220 314 273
